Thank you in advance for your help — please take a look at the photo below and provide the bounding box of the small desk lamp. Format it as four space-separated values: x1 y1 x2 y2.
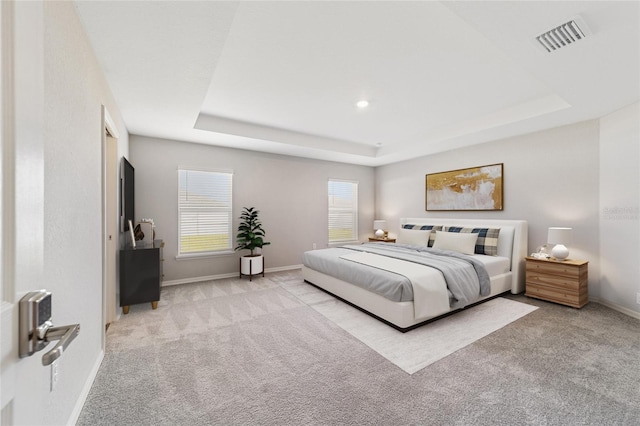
548 227 572 260
373 220 387 239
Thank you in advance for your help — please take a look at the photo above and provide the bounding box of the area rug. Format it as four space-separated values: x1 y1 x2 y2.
282 280 538 374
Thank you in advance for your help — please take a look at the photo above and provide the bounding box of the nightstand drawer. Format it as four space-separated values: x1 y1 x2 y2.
526 261 584 279
526 273 582 291
525 284 585 307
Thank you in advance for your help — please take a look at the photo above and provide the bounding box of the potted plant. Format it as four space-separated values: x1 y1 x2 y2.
235 207 271 279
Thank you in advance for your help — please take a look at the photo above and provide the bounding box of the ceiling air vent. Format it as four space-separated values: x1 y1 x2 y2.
535 17 589 53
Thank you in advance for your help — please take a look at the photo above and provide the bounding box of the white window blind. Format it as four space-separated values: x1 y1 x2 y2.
328 179 358 242
178 168 233 255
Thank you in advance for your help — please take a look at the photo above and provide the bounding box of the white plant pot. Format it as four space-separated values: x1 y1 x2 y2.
240 255 264 275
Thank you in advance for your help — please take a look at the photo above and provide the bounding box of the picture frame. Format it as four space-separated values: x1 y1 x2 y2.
426 163 503 211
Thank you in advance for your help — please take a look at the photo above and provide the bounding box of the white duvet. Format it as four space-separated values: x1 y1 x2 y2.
339 251 450 320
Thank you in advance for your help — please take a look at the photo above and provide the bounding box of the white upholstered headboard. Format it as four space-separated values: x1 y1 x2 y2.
399 218 528 294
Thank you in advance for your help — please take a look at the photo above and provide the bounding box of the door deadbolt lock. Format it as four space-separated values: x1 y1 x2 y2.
19 290 80 366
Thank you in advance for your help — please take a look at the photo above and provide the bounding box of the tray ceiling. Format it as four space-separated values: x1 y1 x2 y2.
74 1 640 166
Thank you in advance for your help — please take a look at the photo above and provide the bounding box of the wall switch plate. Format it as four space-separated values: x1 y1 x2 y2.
312 243 316 250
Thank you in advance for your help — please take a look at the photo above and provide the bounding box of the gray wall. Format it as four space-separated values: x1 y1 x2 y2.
130 136 375 283
376 120 600 255
599 102 640 313
43 2 130 423
376 114 640 315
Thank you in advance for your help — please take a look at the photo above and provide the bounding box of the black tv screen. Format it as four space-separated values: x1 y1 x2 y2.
121 157 135 232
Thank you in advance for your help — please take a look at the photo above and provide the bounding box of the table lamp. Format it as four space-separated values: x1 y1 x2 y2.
548 227 572 260
373 220 387 239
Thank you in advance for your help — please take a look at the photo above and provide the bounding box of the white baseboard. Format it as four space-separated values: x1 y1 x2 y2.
68 349 104 425
590 297 640 320
162 273 237 287
265 264 303 273
161 264 303 287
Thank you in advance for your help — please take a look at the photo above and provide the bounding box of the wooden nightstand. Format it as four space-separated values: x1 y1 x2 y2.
525 256 588 308
368 237 396 243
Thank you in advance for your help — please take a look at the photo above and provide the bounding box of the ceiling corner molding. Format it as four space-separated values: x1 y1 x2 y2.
194 113 377 157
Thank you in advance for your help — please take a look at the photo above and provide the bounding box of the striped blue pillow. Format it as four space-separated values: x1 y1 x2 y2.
402 224 442 247
444 227 501 256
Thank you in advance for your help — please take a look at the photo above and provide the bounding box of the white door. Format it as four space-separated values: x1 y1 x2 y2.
1 1 48 423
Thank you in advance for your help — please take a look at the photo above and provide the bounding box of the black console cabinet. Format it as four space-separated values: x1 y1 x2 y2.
120 240 163 314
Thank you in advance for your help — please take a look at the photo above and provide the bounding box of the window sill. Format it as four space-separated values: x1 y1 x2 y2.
176 250 235 260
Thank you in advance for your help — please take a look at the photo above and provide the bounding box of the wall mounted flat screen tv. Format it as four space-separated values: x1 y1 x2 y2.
120 157 135 233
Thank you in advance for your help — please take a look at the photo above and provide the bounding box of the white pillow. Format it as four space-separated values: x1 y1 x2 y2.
432 231 478 255
397 229 431 246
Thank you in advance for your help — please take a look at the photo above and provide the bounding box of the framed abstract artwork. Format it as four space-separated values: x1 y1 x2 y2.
426 163 503 211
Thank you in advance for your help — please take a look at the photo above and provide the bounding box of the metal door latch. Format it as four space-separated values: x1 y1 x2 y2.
19 290 80 366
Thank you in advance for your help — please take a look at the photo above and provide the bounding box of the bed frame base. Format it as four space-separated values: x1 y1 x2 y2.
304 279 506 333
302 265 513 331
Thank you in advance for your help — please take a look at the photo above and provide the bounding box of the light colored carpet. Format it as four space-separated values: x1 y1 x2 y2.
283 280 538 373
77 270 640 425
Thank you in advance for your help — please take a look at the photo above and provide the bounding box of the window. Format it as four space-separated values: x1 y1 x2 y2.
178 168 233 256
328 179 358 243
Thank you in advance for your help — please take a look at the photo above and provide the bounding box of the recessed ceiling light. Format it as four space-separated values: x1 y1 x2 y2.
356 100 369 109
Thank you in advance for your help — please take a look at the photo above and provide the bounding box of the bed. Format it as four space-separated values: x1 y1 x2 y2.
302 218 528 331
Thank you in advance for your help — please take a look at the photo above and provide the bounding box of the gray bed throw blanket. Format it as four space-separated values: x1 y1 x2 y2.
344 243 491 309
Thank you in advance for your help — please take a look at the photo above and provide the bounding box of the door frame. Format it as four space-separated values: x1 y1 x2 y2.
101 105 119 347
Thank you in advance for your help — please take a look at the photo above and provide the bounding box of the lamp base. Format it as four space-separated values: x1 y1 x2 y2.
551 244 569 260
375 229 385 238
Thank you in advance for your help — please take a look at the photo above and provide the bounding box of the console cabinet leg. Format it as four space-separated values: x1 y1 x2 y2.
151 301 158 310
123 305 130 314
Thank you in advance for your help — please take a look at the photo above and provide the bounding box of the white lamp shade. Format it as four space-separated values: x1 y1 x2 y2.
548 227 572 245
548 227 572 260
373 220 386 231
